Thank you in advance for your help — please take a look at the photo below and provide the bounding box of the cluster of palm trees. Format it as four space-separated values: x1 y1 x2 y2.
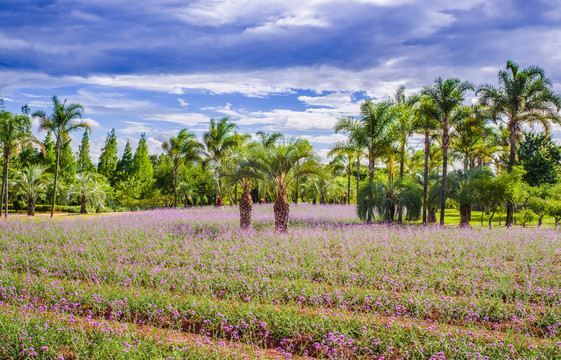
331 61 560 226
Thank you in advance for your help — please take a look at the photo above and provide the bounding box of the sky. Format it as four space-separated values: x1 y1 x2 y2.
1 0 561 161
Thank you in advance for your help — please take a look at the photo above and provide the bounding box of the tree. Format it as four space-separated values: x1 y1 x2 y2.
161 129 201 207
477 60 561 226
77 130 94 173
201 117 238 203
13 165 49 216
130 133 154 184
98 128 119 183
66 173 107 214
33 96 89 218
59 135 77 184
334 100 396 223
115 140 133 182
420 77 474 225
357 177 421 223
239 138 325 232
412 101 440 224
517 131 561 187
0 111 43 217
328 141 363 205
446 167 492 227
42 132 56 170
256 131 282 147
222 148 254 229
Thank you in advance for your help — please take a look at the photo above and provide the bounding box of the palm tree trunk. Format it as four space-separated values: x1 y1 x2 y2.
422 132 429 225
440 123 449 226
506 124 517 227
51 139 61 218
3 151 10 219
347 163 351 205
294 177 299 204
398 143 404 223
80 193 88 214
459 204 470 227
356 157 360 205
239 181 252 229
367 151 375 223
234 183 238 206
27 195 35 216
274 185 290 232
428 207 437 223
173 162 178 208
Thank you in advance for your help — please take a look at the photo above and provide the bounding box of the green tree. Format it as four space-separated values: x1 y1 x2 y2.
66 172 107 214
77 131 94 173
517 131 561 186
446 167 492 227
161 129 201 207
98 129 119 183
12 165 49 216
420 77 474 225
130 133 154 184
59 136 77 184
32 96 90 218
477 60 561 226
201 117 239 203
42 132 56 170
239 138 325 232
0 111 43 217
334 100 396 223
115 140 133 182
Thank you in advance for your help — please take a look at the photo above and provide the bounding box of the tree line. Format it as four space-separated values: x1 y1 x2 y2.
0 60 560 230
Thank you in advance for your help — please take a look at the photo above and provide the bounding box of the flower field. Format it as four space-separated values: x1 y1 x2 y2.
1 204 561 359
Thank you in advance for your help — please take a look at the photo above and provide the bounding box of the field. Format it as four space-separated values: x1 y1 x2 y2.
1 204 561 359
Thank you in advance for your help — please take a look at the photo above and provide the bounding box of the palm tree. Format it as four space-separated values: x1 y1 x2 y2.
12 165 48 216
327 145 357 205
66 173 106 214
447 167 492 227
240 138 324 232
222 148 254 229
0 111 44 218
161 129 201 208
392 86 419 222
256 131 282 147
334 100 396 222
477 60 561 226
357 177 421 223
33 96 90 218
420 78 473 225
201 117 239 204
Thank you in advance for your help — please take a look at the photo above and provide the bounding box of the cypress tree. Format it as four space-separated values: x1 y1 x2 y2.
130 133 153 183
59 135 76 184
98 128 118 181
116 140 133 181
43 132 56 171
77 131 94 173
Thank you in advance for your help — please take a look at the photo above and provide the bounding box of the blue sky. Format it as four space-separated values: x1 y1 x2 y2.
1 0 561 160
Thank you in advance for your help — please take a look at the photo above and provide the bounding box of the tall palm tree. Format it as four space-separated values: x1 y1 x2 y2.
334 100 396 223
392 86 419 222
0 111 43 218
12 165 49 216
201 117 238 204
420 78 473 225
328 142 363 205
66 173 106 214
477 60 561 226
240 138 324 232
161 129 201 208
222 147 254 229
33 96 90 218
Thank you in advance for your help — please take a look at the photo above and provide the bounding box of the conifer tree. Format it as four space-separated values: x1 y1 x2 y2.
77 131 94 173
130 133 153 183
59 135 76 184
98 128 118 182
42 132 56 171
116 140 133 182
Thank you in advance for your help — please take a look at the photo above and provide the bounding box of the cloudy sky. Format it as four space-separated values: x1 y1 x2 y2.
1 0 561 160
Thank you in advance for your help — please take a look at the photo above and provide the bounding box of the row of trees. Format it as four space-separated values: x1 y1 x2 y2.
0 60 560 231
331 60 561 227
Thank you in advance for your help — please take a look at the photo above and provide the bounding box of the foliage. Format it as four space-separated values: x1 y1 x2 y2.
517 131 561 186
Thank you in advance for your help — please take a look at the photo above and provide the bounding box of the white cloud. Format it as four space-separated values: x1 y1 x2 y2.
142 112 210 126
